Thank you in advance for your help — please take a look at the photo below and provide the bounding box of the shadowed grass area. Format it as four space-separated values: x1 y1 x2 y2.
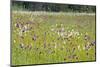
12 11 96 65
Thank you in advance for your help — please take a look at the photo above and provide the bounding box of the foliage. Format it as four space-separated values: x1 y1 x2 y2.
12 1 96 13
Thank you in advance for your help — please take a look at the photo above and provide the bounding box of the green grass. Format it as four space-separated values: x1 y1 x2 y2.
12 11 96 65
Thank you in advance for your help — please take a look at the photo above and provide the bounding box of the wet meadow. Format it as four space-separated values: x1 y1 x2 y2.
12 11 96 65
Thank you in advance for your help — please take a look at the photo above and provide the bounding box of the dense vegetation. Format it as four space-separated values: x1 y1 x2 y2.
12 1 96 66
12 12 96 65
12 1 96 13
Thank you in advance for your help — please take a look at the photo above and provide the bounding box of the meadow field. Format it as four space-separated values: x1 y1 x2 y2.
12 11 96 65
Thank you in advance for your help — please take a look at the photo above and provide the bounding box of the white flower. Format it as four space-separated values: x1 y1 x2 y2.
60 32 64 37
14 40 16 43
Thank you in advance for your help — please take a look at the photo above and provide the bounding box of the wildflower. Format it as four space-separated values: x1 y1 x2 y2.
26 44 32 50
14 40 16 43
90 40 96 46
85 42 91 51
60 32 64 37
19 43 24 49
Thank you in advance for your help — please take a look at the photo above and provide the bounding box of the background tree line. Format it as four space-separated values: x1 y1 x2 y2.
12 1 96 13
